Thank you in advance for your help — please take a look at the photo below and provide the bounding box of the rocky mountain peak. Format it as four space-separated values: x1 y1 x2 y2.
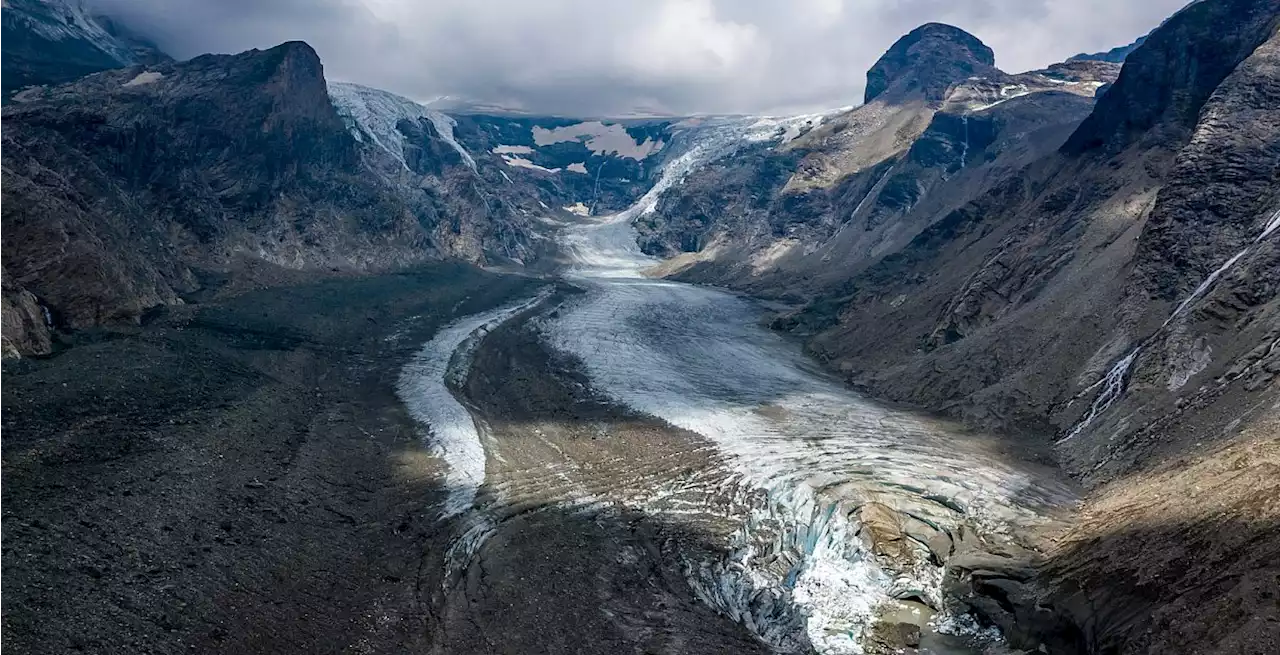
253 41 340 126
864 22 996 104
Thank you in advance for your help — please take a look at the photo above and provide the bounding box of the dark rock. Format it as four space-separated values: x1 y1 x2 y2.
1 274 52 357
865 23 996 104
1063 0 1280 155
1068 35 1148 63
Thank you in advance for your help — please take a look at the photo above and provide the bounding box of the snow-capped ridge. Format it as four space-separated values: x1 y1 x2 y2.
328 81 476 171
12 0 139 66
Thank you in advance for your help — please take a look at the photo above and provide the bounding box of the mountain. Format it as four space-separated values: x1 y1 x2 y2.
321 82 692 252
0 41 528 356
1068 35 1148 63
863 22 997 103
3 1 1277 652
631 2 1279 652
1 0 170 98
0 24 700 358
638 26 1118 301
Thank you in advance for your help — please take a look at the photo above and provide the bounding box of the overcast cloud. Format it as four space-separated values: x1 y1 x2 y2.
90 0 1187 116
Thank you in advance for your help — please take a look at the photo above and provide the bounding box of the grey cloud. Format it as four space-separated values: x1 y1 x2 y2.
90 0 1188 116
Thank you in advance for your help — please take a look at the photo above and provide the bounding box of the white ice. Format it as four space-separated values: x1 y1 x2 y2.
396 293 547 518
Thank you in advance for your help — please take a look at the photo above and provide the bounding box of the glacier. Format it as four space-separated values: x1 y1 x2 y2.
327 81 476 171
395 110 1074 653
542 116 1073 652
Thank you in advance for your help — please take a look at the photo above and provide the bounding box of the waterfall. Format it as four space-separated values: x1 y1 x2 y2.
959 114 970 169
1060 205 1280 442
1059 348 1139 443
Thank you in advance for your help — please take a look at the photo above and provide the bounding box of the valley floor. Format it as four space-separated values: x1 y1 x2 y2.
0 260 1036 654
4 261 1275 655
1 264 542 653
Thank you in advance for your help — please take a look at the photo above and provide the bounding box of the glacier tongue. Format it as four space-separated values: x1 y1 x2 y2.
542 116 1074 653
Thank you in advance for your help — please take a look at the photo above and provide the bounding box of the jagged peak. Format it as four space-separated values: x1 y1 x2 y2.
865 23 997 104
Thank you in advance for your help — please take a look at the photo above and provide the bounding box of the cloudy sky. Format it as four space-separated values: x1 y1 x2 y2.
92 0 1186 116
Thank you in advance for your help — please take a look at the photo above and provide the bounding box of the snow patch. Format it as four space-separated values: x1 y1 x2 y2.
122 71 163 87
532 121 665 160
503 156 559 173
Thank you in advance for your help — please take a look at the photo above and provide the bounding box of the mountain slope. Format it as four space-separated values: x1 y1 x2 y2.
639 26 1117 303
1 0 170 97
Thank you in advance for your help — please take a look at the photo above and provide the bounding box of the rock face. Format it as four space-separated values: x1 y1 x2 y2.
1 275 53 357
639 24 1116 302
864 23 996 104
1064 0 1280 155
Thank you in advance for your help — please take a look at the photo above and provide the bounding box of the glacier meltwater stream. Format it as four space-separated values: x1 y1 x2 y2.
400 119 1079 653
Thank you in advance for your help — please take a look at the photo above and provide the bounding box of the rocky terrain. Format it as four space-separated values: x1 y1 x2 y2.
1 263 543 654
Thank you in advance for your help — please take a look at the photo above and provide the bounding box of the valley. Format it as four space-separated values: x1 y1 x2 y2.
2 1 1279 654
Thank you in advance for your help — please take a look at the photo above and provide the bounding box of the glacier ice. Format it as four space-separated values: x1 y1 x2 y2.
396 292 548 518
328 81 476 171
